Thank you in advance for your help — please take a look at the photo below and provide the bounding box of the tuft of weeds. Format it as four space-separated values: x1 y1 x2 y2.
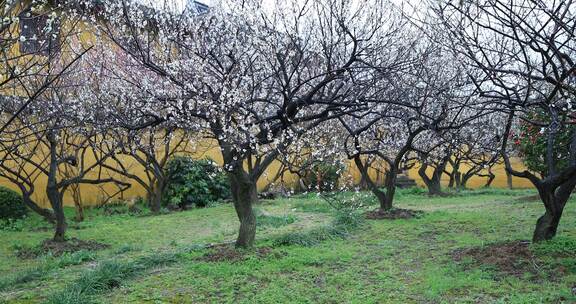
46 252 179 304
0 265 51 291
0 250 96 292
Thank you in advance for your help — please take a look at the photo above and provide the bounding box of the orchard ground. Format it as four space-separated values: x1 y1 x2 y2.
1 188 575 303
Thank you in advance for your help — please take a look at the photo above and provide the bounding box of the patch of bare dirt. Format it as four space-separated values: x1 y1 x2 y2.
452 240 540 279
199 244 245 263
365 208 423 220
16 238 109 259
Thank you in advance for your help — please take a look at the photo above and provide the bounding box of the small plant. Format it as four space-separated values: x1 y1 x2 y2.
0 186 27 221
0 264 51 291
163 156 230 209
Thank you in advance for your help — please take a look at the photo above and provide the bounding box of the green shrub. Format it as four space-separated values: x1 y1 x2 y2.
302 162 343 192
56 251 97 268
163 156 230 209
0 186 27 221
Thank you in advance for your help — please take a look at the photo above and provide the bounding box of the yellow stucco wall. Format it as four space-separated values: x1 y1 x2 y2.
0 144 534 208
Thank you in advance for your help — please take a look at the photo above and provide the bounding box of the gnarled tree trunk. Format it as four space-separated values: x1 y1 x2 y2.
502 153 514 189
418 161 447 196
532 179 575 242
382 169 397 210
71 184 84 222
47 188 66 242
228 167 258 248
483 169 496 188
353 156 388 209
149 178 165 213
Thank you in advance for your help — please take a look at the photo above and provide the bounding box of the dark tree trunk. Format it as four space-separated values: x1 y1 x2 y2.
447 173 455 188
506 172 514 189
357 159 371 190
460 173 472 190
502 156 514 189
353 156 389 209
532 179 575 242
228 167 258 248
149 178 165 213
71 185 84 222
382 169 397 210
483 170 496 188
454 171 462 189
47 189 66 242
46 132 66 242
74 199 84 222
418 162 446 196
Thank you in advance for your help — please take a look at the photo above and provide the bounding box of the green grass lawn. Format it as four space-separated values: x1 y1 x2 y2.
1 188 575 303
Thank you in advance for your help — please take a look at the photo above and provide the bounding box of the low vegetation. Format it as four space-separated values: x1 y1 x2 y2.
0 188 574 303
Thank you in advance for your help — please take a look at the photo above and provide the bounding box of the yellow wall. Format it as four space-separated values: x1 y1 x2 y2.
0 145 534 208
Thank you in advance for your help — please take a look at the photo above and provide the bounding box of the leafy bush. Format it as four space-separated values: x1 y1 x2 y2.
163 156 230 209
302 162 343 192
0 186 27 221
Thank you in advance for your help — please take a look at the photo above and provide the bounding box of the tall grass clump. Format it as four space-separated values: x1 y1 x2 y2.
46 252 178 304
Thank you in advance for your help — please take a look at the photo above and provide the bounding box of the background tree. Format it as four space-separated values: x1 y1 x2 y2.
339 35 479 211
